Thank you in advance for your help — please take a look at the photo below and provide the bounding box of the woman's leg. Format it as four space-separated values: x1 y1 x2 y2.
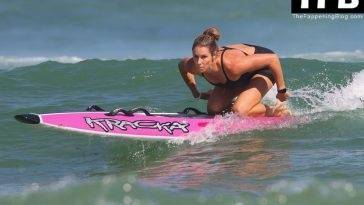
232 75 273 117
207 86 235 115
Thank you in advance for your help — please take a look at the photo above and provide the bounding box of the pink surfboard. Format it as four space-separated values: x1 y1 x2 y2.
14 107 292 140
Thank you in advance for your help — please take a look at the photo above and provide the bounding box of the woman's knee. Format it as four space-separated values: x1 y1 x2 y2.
231 94 261 116
231 103 250 116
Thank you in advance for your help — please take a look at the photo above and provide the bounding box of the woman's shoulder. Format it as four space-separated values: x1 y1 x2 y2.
179 57 194 67
223 43 255 55
221 48 247 65
179 57 198 74
220 49 249 77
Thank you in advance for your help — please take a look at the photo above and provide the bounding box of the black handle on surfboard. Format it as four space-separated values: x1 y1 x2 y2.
86 105 105 111
105 108 132 116
105 107 152 116
179 107 208 115
128 108 153 116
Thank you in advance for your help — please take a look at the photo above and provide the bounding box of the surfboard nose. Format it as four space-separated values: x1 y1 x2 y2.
14 114 40 124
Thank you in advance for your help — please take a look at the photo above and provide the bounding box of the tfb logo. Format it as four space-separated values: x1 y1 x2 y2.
292 0 363 13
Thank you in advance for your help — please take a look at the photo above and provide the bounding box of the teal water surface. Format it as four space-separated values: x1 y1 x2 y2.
0 58 363 204
1 0 364 60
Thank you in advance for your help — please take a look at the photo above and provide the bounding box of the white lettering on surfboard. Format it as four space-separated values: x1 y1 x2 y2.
84 117 190 135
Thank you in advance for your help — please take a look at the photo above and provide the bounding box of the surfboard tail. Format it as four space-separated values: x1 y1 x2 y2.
14 114 40 124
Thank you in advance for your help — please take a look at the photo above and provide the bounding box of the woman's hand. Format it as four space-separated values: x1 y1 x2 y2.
276 92 289 102
195 89 213 100
202 89 213 100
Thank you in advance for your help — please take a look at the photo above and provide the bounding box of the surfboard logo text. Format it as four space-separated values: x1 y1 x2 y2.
84 117 190 134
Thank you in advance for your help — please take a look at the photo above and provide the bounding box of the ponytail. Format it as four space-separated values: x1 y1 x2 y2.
192 27 221 54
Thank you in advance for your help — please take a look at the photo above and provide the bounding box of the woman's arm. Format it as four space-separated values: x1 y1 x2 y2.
224 51 288 101
178 58 200 98
224 52 286 91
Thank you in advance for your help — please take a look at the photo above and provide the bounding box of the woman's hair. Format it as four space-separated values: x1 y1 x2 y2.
202 27 220 41
192 27 220 54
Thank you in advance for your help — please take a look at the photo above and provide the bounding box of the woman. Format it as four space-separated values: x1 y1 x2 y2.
178 27 290 117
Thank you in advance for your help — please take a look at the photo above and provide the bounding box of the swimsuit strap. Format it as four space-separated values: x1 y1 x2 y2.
220 48 232 82
201 73 220 86
202 46 250 87
201 47 231 86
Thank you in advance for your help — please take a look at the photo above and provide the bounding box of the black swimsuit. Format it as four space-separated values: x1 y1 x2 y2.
202 44 276 88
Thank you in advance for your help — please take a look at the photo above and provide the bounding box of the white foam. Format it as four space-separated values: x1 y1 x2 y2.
168 114 239 145
21 176 76 196
175 70 364 145
0 56 84 70
290 50 364 62
182 113 302 145
291 70 364 113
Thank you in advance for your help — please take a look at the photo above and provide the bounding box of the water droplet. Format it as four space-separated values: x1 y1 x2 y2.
123 196 133 205
123 183 132 192
344 183 353 192
102 176 114 185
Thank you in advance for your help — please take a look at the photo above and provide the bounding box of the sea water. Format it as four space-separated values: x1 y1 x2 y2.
1 1 364 204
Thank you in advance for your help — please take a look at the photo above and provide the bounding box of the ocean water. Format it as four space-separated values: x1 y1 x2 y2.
1 0 364 67
1 58 364 205
1 0 364 205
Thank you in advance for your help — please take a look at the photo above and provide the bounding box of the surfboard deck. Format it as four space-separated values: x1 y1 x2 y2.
14 107 292 140
15 111 213 140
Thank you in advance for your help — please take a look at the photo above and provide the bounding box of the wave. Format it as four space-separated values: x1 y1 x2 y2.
0 56 84 70
2 50 364 71
0 175 361 205
289 70 364 113
290 50 364 62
